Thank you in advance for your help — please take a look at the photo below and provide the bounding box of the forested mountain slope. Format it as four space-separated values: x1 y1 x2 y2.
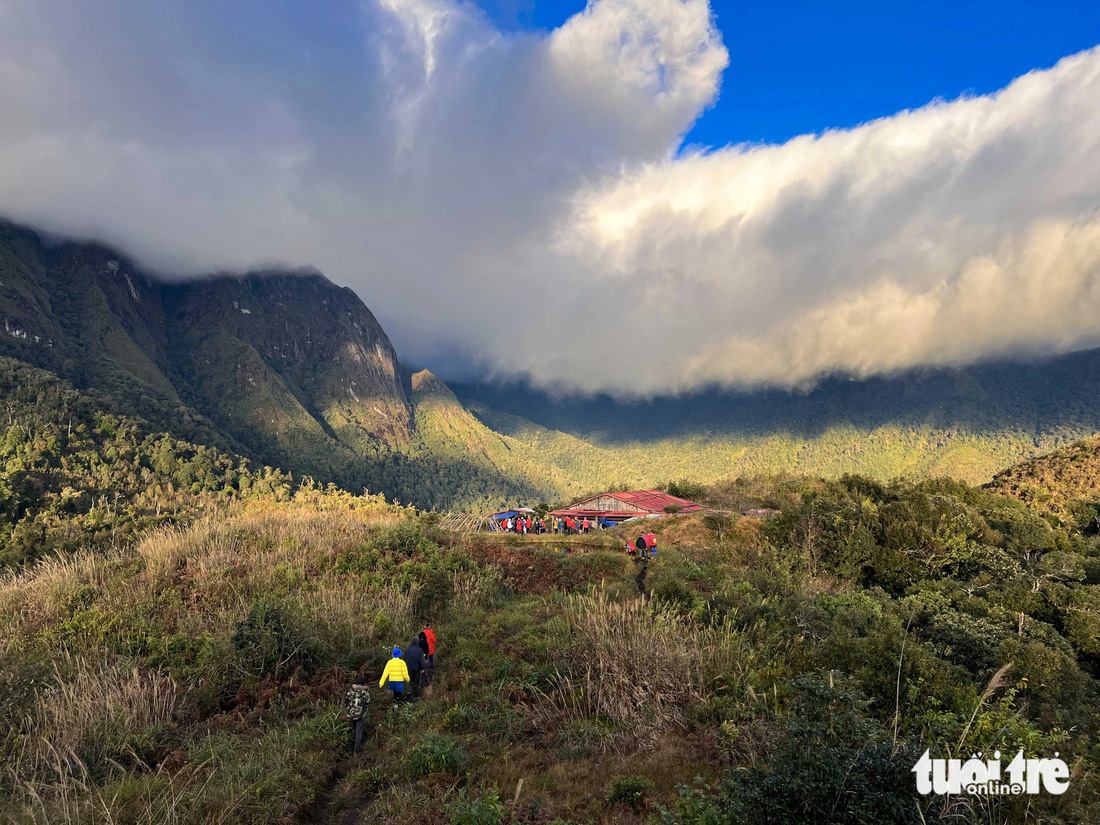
453 348 1100 486
6 214 1100 513
0 356 294 566
986 435 1100 527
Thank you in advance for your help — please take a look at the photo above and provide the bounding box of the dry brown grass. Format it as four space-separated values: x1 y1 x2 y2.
0 552 116 652
451 566 505 615
15 656 186 775
299 582 417 652
2 498 417 825
534 588 749 735
0 500 425 653
655 512 713 551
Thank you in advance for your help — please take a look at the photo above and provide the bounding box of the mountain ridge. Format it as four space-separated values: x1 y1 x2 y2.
5 216 1100 510
0 220 600 509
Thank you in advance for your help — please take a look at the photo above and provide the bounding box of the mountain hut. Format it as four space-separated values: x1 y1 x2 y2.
549 489 704 524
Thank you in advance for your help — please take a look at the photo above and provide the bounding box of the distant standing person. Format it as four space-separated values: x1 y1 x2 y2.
344 674 371 754
635 534 647 559
646 532 657 559
403 636 426 699
379 647 410 704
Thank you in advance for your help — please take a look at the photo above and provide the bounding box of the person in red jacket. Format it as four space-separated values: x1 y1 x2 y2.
645 532 657 559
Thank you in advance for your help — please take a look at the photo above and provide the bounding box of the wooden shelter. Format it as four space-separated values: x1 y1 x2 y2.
550 489 704 523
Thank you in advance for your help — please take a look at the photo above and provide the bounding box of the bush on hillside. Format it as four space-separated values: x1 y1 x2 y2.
231 598 319 679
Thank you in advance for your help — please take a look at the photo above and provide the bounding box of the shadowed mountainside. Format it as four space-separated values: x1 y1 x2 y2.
5 215 1100 509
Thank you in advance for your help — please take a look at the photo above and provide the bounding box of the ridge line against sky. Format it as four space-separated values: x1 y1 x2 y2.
0 0 1099 397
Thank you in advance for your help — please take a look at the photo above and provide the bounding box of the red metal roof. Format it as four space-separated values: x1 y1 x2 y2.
550 489 703 517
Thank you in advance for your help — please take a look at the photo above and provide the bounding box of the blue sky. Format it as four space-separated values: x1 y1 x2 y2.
480 0 1100 146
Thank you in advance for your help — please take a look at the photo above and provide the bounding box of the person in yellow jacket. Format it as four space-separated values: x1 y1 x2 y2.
379 647 410 704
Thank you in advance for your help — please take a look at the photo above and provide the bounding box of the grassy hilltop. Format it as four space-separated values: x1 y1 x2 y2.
4 459 1100 823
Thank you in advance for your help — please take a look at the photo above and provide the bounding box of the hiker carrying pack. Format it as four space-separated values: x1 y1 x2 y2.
418 627 436 687
379 647 410 704
344 674 371 754
403 637 425 699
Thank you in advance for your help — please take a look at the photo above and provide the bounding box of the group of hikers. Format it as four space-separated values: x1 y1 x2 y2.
342 532 658 754
498 515 542 534
627 531 658 560
497 514 617 534
552 515 615 534
343 626 438 754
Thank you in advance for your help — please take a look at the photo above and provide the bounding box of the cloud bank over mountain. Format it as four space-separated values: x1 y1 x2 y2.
0 0 1098 396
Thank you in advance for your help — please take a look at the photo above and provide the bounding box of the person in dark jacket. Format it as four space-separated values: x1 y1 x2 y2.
403 636 425 699
417 629 435 687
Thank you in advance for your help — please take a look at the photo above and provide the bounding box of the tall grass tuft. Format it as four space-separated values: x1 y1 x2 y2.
535 589 747 734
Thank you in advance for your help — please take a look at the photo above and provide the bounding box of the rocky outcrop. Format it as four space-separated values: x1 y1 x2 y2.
0 219 412 464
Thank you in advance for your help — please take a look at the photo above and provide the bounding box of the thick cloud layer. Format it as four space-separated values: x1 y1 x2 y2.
0 0 1097 396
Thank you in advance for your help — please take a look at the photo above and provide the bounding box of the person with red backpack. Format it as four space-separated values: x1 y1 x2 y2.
418 627 437 686
645 532 657 559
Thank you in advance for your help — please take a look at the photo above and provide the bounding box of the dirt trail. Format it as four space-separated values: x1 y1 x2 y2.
635 558 649 597
303 694 396 825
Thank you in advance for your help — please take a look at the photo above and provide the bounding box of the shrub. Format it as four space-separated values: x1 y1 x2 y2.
606 774 654 810
413 568 453 621
720 678 934 825
443 703 474 732
924 611 1010 673
405 732 467 777
446 788 506 825
649 571 699 615
231 598 319 678
375 522 433 556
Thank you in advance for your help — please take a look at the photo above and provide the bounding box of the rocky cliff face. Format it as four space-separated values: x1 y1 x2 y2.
0 218 590 511
0 220 412 466
165 273 412 449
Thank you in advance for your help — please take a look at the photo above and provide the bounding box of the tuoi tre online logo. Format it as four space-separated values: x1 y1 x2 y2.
913 750 1069 796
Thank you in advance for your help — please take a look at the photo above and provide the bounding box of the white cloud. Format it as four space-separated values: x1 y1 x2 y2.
0 0 1097 396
